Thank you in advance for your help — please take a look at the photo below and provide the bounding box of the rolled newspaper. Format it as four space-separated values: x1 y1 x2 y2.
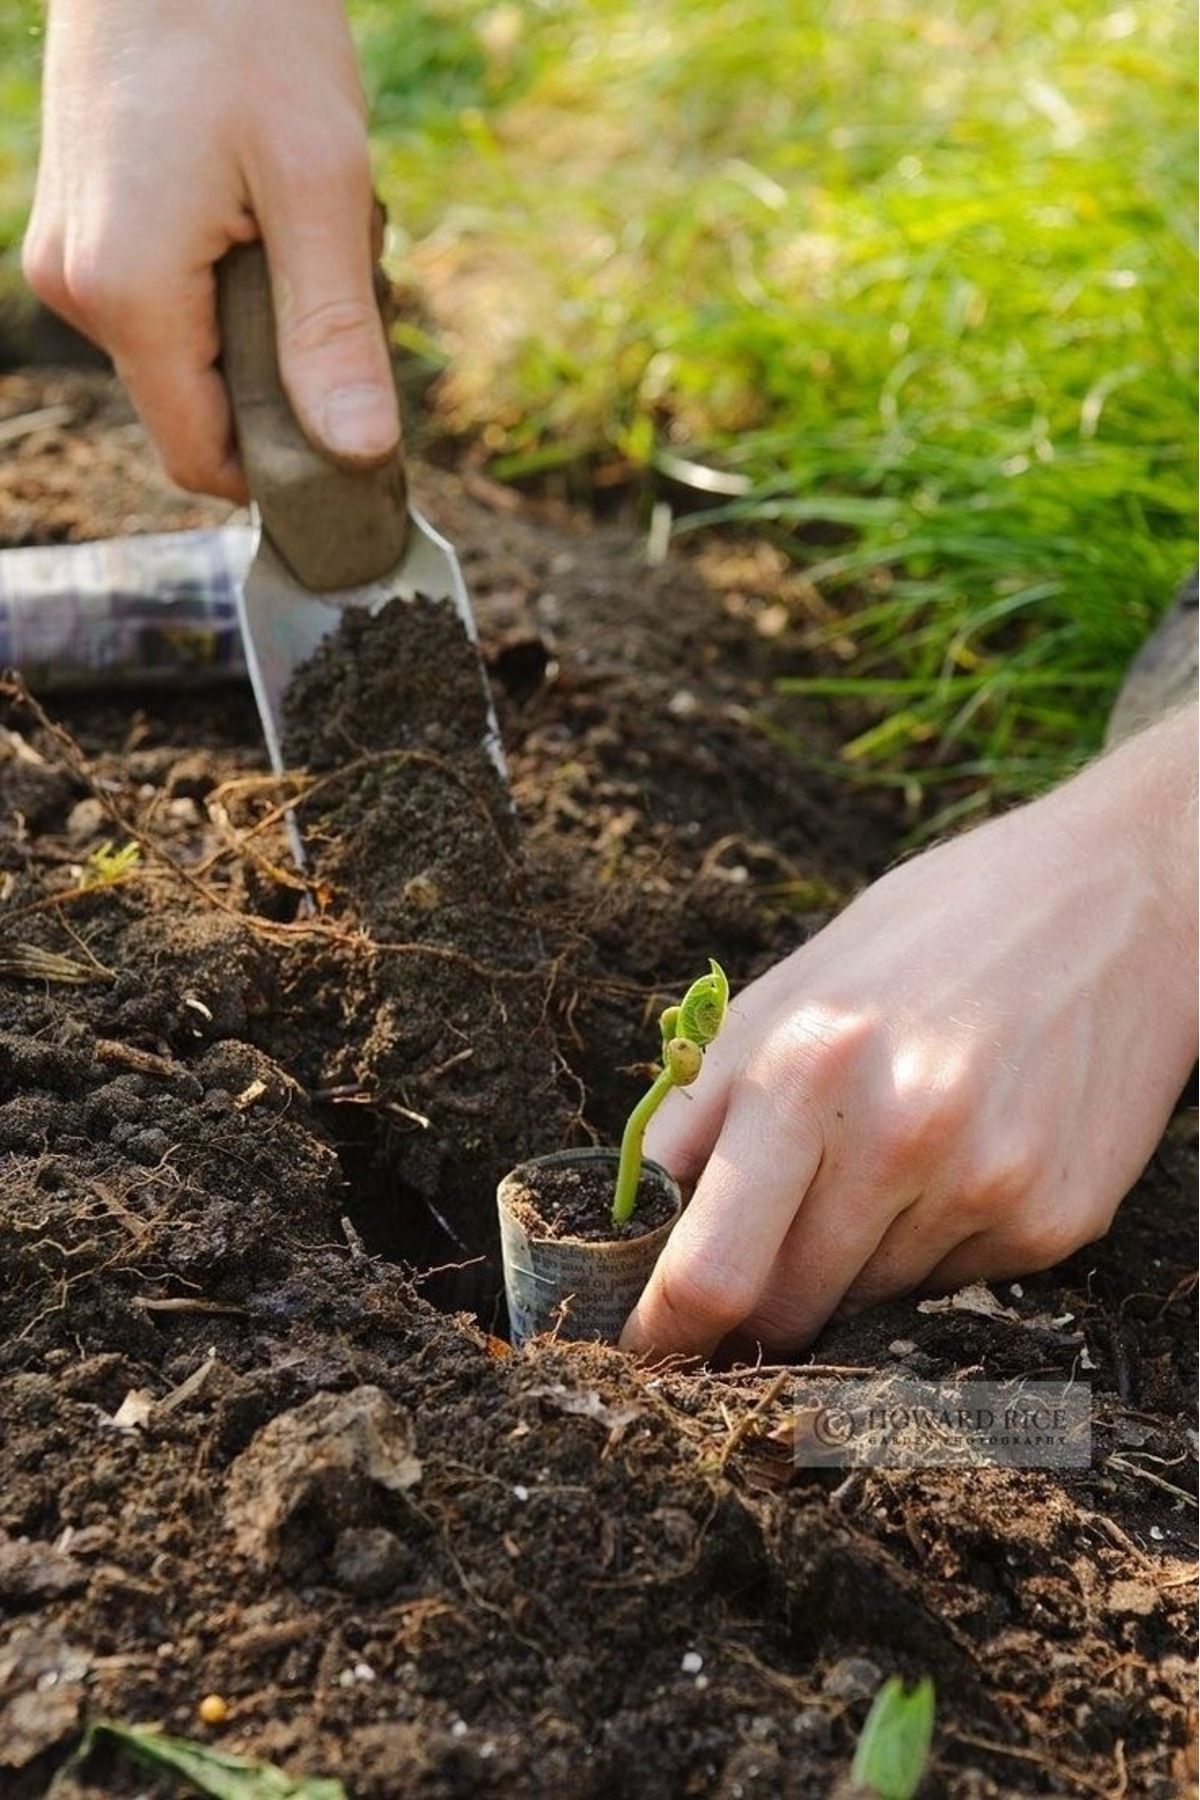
497 1147 681 1347
0 526 256 689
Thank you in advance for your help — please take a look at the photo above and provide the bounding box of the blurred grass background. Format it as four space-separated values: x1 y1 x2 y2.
2 0 1195 817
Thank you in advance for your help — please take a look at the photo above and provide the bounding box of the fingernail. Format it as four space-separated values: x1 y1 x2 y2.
321 383 398 460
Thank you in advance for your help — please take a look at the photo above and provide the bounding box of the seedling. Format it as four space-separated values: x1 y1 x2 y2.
81 838 140 889
611 959 729 1227
850 1675 935 1800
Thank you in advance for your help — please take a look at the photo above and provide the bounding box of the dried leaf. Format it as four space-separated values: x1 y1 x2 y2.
528 1383 641 1431
917 1282 1020 1322
108 1389 155 1432
0 942 103 985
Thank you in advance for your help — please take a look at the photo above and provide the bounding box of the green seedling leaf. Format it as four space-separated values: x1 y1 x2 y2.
82 1721 347 1800
676 959 729 1046
612 960 730 1226
81 839 141 889
850 1676 935 1800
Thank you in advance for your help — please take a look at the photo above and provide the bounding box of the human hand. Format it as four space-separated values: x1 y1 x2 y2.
23 0 398 500
622 705 1198 1360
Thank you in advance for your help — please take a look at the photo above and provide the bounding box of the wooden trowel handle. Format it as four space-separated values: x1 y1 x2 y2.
216 241 408 592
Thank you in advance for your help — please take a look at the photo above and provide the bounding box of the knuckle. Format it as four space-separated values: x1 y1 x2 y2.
61 248 131 325
745 1033 829 1143
871 1099 944 1180
279 295 381 363
656 1256 752 1340
21 230 67 308
158 443 215 497
274 115 370 193
1011 1209 1083 1271
960 1141 1040 1217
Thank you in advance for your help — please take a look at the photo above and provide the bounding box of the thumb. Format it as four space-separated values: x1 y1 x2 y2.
260 180 400 468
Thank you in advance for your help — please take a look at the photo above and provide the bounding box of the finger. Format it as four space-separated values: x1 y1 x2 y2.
22 225 92 340
643 982 776 1184
737 1180 916 1353
923 1215 1086 1295
118 350 246 501
104 264 246 501
621 1075 824 1361
838 1199 959 1310
257 141 399 467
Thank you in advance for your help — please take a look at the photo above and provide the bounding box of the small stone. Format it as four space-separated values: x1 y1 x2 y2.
694 1674 709 1691
450 1719 469 1739
680 1651 704 1675
0 1535 87 1604
512 1485 529 1502
332 1526 407 1598
1149 1526 1165 1541
166 797 201 827
1009 1283 1024 1299
402 873 442 912
351 1661 375 1684
822 1656 881 1701
887 1339 917 1357
66 798 106 843
791 1708 832 1749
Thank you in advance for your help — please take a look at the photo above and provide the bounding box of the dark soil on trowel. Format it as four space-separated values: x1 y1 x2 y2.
279 592 569 1261
0 369 1195 1800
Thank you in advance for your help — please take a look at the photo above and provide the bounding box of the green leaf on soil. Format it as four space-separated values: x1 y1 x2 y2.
850 1675 935 1800
80 1721 348 1800
80 839 141 889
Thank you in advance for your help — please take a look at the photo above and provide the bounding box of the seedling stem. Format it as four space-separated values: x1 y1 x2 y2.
612 960 728 1227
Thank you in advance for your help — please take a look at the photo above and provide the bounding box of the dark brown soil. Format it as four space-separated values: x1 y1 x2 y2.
278 593 566 1264
0 370 1195 1800
503 1156 678 1243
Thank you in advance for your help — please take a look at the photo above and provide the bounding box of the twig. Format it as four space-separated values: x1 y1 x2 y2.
715 1369 789 1469
1107 1453 1198 1508
706 1362 879 1380
948 1731 1114 1796
130 1296 246 1316
94 1039 181 1078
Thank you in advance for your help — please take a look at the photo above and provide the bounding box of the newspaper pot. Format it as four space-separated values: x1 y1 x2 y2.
497 1147 681 1347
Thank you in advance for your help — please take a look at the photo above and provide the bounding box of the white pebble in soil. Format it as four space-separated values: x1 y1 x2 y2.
680 1651 704 1676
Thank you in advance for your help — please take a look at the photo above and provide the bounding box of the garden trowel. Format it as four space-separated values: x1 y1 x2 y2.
216 243 504 862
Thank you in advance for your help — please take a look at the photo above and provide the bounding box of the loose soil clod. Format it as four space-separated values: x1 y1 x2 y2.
0 371 1195 1800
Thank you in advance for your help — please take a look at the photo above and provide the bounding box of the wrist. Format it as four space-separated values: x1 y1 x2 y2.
1061 700 1198 973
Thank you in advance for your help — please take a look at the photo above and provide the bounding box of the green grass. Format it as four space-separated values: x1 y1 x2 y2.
1 0 1194 812
0 0 42 254
358 0 1196 808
